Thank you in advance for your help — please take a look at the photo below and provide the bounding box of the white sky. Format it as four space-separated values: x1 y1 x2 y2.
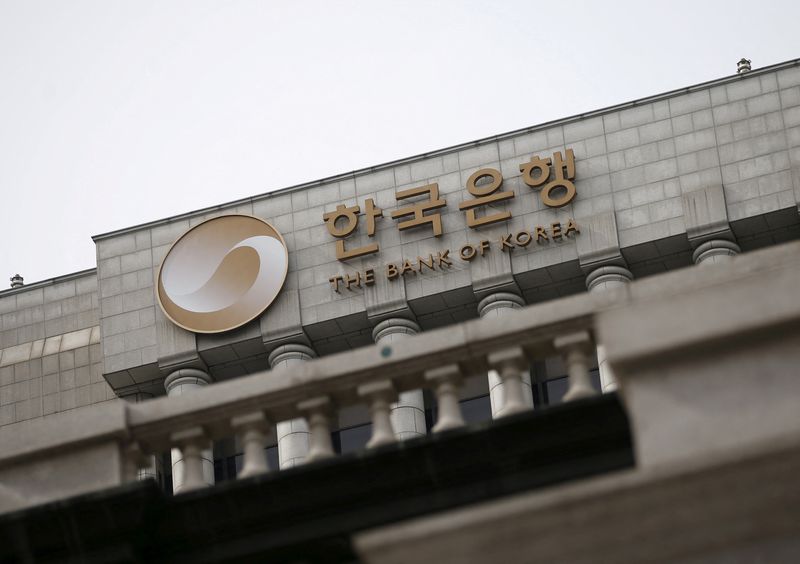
1 0 798 284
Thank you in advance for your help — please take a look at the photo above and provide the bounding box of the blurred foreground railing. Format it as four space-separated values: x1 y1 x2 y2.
128 289 600 490
2 240 800 513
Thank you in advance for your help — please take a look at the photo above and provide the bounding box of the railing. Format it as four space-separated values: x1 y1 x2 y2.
127 293 600 491
2 239 800 512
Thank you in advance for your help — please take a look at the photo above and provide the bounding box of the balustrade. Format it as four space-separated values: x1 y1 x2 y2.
297 396 336 462
119 317 600 493
231 412 271 478
426 364 465 433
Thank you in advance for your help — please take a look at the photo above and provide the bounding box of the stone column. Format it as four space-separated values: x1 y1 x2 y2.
693 240 740 265
268 344 316 469
477 292 533 417
164 368 215 493
372 319 426 441
585 266 633 393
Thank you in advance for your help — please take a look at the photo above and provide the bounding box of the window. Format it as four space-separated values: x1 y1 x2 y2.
333 424 372 454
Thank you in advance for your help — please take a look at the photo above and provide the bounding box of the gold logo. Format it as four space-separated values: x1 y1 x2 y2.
156 214 288 334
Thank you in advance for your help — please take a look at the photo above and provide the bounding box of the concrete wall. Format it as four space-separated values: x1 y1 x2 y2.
0 271 117 428
89 61 800 391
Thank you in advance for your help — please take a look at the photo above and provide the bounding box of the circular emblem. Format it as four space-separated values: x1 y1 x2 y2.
156 214 288 334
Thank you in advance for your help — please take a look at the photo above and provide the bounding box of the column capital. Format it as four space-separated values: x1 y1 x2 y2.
682 184 735 246
693 239 741 264
164 367 212 394
576 211 627 272
156 304 206 376
268 343 317 368
372 317 421 342
585 265 634 292
477 291 525 318
259 288 311 350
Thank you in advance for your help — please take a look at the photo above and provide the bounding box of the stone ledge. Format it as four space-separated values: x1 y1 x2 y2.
0 394 633 561
354 432 800 564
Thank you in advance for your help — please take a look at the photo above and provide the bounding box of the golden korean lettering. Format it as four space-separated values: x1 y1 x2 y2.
458 168 515 228
390 183 447 236
323 148 579 262
322 198 383 261
519 148 577 208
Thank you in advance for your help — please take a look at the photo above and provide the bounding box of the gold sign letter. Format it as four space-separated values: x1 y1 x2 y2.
323 198 383 261
520 149 577 208
390 184 447 236
458 168 515 228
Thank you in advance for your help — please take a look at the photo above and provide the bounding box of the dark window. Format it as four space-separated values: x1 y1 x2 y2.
163 467 173 495
544 376 569 404
214 455 238 483
590 368 601 392
266 445 279 469
531 376 545 408
460 394 491 424
333 423 372 454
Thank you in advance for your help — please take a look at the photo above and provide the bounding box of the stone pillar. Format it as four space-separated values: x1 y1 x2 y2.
586 266 633 393
120 392 162 483
372 319 426 441
693 240 740 265
297 396 335 462
268 344 316 469
477 292 533 417
164 368 215 493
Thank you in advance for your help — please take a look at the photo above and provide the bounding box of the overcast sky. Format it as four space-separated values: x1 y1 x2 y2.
1 0 798 285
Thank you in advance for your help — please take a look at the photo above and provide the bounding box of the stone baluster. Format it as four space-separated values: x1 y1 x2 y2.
231 412 271 479
693 240 740 265
170 426 211 493
120 391 162 483
164 368 215 493
297 396 335 462
585 266 633 393
268 344 316 469
123 443 150 484
372 319 426 441
358 380 398 449
425 364 465 432
487 346 529 417
555 331 597 402
478 292 533 417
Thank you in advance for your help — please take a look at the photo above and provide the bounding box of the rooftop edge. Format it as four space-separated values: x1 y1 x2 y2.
0 268 98 298
76 57 798 241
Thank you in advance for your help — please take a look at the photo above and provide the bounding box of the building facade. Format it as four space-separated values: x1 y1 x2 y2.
1 58 800 561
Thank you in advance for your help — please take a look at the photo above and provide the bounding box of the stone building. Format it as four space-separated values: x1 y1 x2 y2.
1 58 799 562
